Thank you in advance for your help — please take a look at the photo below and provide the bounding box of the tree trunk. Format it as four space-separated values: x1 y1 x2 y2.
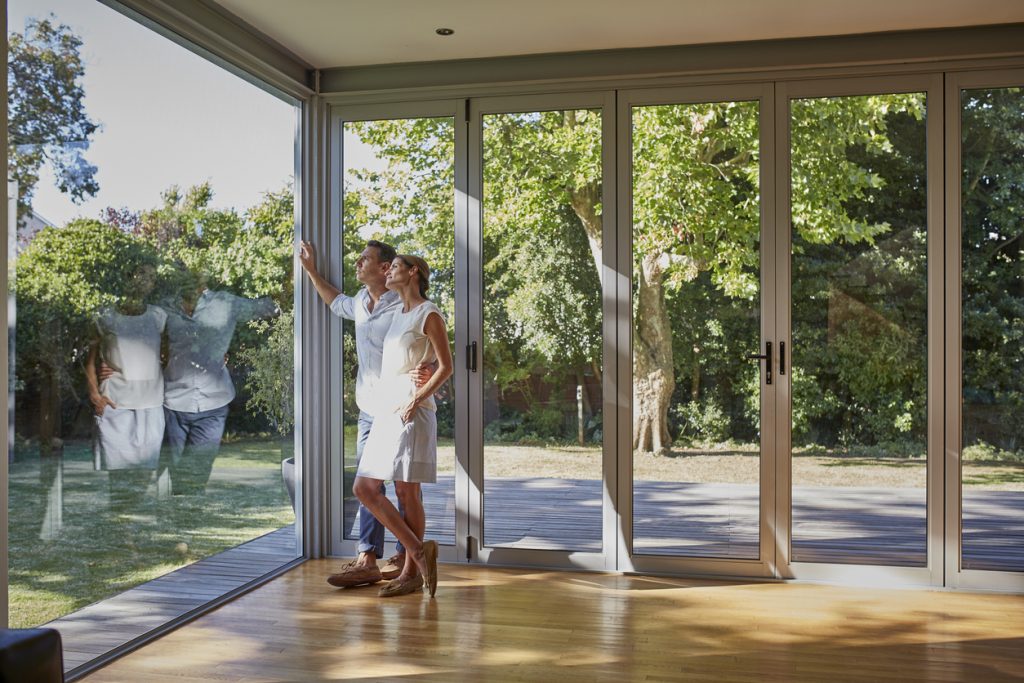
633 254 675 455
567 183 674 455
568 182 604 285
38 364 62 457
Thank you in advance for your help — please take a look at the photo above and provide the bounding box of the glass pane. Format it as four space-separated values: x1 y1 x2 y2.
342 117 456 547
481 109 603 551
631 101 761 559
790 93 928 566
960 86 1024 573
7 0 298 669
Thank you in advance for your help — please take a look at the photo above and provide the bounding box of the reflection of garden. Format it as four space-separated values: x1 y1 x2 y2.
7 438 294 628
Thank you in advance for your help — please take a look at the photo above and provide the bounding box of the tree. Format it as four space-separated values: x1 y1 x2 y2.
343 97 925 454
14 220 159 452
959 87 1024 453
8 17 99 221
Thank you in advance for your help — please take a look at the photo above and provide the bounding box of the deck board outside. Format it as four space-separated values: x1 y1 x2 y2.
346 476 1024 568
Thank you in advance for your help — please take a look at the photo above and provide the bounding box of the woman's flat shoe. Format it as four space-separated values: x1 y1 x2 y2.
378 574 422 598
422 540 438 597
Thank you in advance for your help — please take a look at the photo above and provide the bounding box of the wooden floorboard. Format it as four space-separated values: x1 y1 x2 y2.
345 477 1024 568
49 525 299 675
79 560 1024 683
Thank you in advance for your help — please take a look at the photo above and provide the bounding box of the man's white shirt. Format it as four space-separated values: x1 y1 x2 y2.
163 289 278 413
330 288 402 414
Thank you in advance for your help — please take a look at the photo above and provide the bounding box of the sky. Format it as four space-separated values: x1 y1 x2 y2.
9 0 296 227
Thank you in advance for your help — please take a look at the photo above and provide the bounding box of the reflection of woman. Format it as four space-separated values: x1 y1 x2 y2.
85 264 167 505
354 255 453 598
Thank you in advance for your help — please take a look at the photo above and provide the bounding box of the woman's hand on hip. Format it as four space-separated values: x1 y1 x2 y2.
398 397 420 424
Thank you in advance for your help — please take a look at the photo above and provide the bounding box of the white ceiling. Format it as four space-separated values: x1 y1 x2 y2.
212 0 1024 69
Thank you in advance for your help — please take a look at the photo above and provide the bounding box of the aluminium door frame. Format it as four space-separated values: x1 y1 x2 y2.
616 82 779 580
944 68 1024 592
775 73 945 587
466 90 617 571
328 99 466 564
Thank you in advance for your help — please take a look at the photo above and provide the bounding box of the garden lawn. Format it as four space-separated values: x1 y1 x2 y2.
8 438 295 628
341 425 1023 490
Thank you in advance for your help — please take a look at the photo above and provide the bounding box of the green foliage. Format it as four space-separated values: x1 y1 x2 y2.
14 219 159 383
14 182 295 442
633 101 760 298
8 17 99 220
960 87 1024 454
238 309 294 435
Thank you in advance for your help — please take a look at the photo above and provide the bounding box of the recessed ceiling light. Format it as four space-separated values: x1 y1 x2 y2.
435 28 454 36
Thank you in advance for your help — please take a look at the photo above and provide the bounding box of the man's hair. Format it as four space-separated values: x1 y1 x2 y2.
366 240 397 264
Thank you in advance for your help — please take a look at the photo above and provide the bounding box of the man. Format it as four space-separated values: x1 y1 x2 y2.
299 238 428 587
160 271 278 495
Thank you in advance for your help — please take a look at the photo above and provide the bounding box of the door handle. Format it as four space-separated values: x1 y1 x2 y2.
779 341 786 376
466 341 477 372
747 341 772 385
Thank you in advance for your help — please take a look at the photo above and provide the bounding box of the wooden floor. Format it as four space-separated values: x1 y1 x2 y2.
52 526 299 676
80 559 1024 682
347 476 1024 569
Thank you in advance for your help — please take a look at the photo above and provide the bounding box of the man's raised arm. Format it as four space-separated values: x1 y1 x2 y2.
298 240 344 309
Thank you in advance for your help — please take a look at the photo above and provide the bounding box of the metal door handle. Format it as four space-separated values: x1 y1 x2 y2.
466 341 477 372
779 341 786 375
746 341 772 385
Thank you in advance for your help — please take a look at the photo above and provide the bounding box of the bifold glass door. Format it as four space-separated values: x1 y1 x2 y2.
776 76 944 584
331 75 1024 589
946 70 1024 592
620 84 777 577
466 93 614 569
333 103 462 561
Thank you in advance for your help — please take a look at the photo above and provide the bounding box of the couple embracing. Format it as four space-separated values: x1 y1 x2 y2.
300 239 452 598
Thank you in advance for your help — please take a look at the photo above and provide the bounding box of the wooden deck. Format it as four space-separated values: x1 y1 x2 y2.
346 476 1024 569
81 560 1024 683
48 525 299 677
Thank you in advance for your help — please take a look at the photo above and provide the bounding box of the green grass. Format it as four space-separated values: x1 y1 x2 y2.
8 438 295 628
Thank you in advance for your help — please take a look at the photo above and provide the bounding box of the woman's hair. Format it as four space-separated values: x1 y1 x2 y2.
397 254 430 299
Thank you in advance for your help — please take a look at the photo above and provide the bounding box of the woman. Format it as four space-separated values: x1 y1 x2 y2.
85 263 167 508
354 254 453 598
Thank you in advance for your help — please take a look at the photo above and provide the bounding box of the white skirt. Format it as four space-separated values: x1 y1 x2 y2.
94 405 165 471
357 407 437 483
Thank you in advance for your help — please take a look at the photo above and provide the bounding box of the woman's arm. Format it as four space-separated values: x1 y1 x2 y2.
85 342 116 416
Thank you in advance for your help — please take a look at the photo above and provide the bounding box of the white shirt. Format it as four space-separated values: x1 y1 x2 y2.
163 289 278 413
330 288 402 414
96 305 168 409
375 300 443 415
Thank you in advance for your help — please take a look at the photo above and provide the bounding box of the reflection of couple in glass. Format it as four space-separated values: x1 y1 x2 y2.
300 238 452 598
85 263 276 505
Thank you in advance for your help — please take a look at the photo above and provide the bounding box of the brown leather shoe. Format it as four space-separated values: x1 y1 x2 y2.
327 560 383 587
381 553 405 580
378 574 423 598
422 540 438 597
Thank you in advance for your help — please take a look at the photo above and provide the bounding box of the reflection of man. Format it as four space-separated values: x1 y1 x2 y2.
159 277 278 495
299 238 429 588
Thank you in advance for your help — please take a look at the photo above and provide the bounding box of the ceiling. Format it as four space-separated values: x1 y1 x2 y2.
212 0 1024 70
